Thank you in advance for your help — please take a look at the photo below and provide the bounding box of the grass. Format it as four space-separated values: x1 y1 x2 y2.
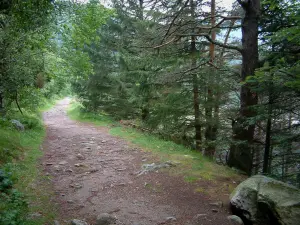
110 126 239 181
67 101 114 126
0 98 58 225
67 100 244 195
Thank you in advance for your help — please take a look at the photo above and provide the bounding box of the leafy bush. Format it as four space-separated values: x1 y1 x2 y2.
18 114 43 130
0 129 21 165
0 168 28 225
2 112 43 131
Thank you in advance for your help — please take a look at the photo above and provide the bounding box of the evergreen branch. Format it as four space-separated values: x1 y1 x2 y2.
176 33 243 53
153 37 176 49
179 61 210 75
160 0 189 44
208 61 220 69
197 16 241 31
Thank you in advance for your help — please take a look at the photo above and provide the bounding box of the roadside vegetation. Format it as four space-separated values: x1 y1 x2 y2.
0 99 58 225
68 100 243 195
1 0 299 224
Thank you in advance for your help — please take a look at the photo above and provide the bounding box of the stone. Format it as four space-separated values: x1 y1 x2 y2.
96 213 117 225
54 165 61 172
70 183 83 189
209 201 223 208
90 167 99 173
70 219 88 225
136 161 178 176
76 154 85 160
164 216 177 222
54 220 60 225
74 163 85 167
227 215 244 225
59 160 68 165
230 175 300 225
11 119 25 131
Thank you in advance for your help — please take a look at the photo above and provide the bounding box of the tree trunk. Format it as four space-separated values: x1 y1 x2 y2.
204 0 216 158
138 0 144 20
263 74 274 174
284 113 292 181
191 0 201 151
263 117 271 174
228 0 260 175
0 92 3 114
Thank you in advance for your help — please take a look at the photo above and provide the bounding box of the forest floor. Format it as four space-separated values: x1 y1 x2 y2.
41 98 243 225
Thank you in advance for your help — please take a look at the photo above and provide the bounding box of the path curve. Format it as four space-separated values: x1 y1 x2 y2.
42 98 232 225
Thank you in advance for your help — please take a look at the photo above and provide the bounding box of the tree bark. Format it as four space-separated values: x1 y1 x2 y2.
228 0 260 175
204 0 216 157
138 0 144 20
263 117 271 173
263 74 274 174
191 0 201 151
0 92 3 114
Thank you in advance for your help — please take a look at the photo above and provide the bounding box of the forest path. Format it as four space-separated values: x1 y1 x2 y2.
42 98 232 225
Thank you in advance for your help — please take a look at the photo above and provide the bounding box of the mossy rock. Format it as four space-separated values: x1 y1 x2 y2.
230 175 300 225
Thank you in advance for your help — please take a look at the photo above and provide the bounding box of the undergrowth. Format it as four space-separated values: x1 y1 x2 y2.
0 98 58 225
68 100 242 193
67 101 114 126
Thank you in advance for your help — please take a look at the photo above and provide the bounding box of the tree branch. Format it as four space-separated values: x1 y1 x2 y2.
197 16 241 30
153 37 176 49
176 33 243 53
160 0 190 44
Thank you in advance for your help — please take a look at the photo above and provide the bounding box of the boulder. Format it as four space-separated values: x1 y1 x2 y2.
11 119 24 131
230 175 300 225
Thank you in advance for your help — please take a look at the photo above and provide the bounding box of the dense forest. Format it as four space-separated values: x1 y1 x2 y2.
1 0 300 184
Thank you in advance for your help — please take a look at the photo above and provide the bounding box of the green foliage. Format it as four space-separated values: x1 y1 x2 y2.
0 186 28 225
68 100 241 185
0 167 28 225
67 100 115 126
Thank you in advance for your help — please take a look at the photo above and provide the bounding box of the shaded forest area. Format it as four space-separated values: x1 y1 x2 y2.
1 0 300 187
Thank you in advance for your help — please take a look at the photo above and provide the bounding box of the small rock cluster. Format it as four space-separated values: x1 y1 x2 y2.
54 213 117 225
53 206 245 225
136 161 178 176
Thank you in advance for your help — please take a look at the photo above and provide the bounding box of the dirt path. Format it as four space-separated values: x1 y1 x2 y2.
42 98 232 225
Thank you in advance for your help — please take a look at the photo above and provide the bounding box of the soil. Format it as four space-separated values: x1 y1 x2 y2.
42 98 234 225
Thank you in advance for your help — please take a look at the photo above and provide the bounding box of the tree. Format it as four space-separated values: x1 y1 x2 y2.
0 0 57 113
227 0 261 175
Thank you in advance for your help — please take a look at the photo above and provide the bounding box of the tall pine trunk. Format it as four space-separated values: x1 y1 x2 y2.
191 0 201 151
228 0 260 175
263 74 274 174
204 0 216 157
